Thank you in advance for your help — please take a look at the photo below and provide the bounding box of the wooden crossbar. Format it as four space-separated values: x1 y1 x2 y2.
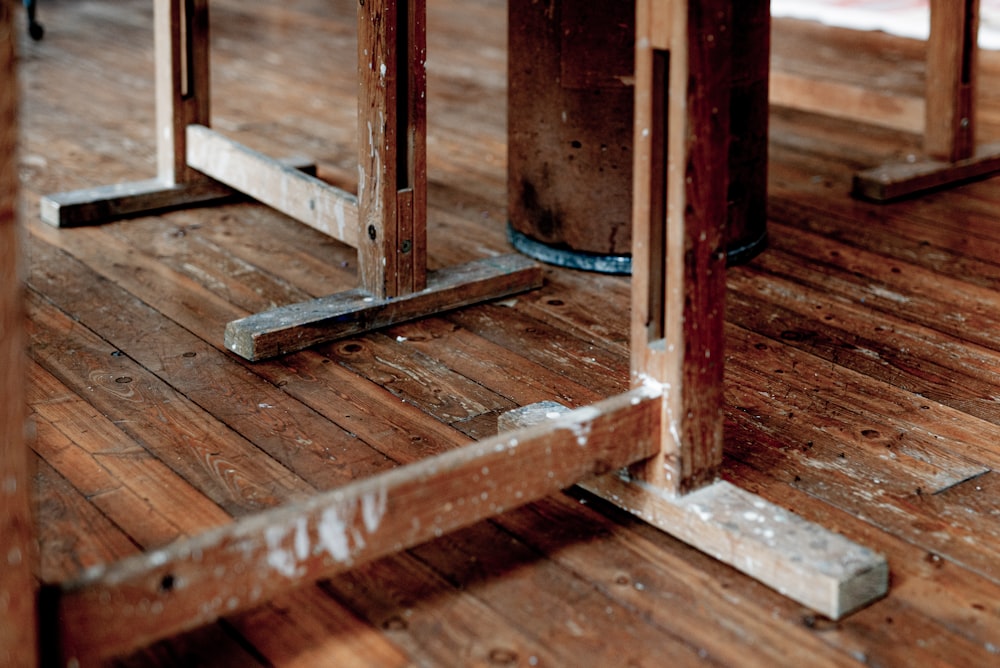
186 124 361 247
47 389 662 666
853 139 1000 201
500 402 888 621
39 0 234 226
39 178 235 228
584 475 889 619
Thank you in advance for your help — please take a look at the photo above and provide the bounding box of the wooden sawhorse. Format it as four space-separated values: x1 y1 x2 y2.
39 0 543 360
853 0 1000 200
4 2 888 664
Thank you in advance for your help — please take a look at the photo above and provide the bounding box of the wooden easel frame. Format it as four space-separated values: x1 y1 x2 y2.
39 0 542 361
853 0 1000 200
4 2 888 665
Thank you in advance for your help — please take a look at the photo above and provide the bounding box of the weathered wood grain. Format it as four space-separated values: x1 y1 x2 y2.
29 366 230 549
357 0 428 298
325 551 564 666
406 516 720 665
498 493 855 667
26 288 316 516
583 473 887 621
26 235 395 491
853 141 1000 201
727 458 1000 666
501 400 888 620
37 0 234 227
925 0 979 161
225 585 411 668
627 0 731 495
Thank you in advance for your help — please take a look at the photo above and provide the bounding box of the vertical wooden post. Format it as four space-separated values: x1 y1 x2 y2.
1 4 37 665
156 0 211 186
925 0 979 162
357 0 428 300
629 0 731 496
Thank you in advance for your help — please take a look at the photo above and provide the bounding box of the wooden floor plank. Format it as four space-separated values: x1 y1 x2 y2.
724 317 999 476
26 234 396 491
26 288 315 515
31 456 139 584
406 520 721 666
225 586 412 668
500 493 861 667
325 551 567 667
726 459 1000 662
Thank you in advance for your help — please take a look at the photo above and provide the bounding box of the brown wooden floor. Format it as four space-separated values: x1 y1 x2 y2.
15 1 1000 665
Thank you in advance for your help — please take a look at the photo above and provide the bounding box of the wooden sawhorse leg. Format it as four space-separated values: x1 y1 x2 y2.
853 0 1000 200
1 5 37 666
40 0 541 359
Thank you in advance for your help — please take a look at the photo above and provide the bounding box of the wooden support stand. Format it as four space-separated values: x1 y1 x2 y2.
502 0 887 620
40 0 234 226
853 0 1000 200
5 2 890 665
39 0 542 357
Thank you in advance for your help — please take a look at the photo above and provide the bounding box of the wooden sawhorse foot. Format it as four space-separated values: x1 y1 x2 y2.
500 402 887 620
40 0 542 355
853 0 1000 201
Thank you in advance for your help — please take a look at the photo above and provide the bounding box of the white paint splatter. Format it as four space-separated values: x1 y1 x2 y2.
265 525 298 577
293 517 310 561
318 504 352 563
361 488 388 533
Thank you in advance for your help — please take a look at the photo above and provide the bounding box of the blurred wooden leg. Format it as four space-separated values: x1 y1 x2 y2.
1 5 38 664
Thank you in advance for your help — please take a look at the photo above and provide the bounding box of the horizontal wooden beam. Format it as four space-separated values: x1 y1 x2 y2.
39 177 236 228
225 253 544 361
769 71 924 135
186 124 360 247
502 402 888 620
39 155 319 228
50 387 663 666
853 140 1000 201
